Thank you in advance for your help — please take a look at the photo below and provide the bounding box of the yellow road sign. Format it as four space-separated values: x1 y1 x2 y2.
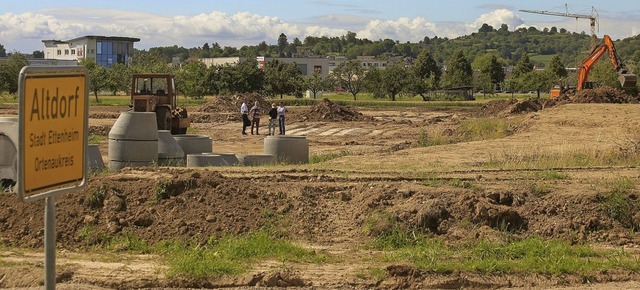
18 66 88 200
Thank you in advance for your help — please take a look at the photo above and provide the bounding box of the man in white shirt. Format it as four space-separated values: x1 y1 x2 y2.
241 101 249 135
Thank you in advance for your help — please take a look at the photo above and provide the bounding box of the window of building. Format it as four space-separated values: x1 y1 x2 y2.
71 49 75 55
96 42 102 55
57 50 61 55
64 49 69 55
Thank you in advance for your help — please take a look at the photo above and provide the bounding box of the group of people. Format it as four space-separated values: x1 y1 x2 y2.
241 101 287 136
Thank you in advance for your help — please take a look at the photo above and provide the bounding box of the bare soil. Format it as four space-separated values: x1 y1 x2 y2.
2 91 640 289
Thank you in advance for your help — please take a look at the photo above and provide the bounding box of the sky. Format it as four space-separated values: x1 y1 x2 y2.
1 0 639 53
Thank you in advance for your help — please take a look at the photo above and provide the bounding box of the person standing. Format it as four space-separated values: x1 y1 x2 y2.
240 100 249 135
277 102 287 135
250 101 261 135
268 103 278 135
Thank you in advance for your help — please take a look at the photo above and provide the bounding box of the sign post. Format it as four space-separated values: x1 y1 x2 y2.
17 66 88 290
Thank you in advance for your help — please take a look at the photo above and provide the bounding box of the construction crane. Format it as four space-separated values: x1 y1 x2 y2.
519 4 599 49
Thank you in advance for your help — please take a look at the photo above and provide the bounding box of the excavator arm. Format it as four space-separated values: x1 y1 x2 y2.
576 35 637 90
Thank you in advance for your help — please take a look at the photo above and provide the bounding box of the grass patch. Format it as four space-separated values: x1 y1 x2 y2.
309 150 351 164
84 186 107 209
534 170 570 180
155 180 171 202
597 177 639 230
364 211 422 250
354 266 387 281
159 231 327 279
457 118 513 141
89 95 207 107
485 147 640 170
529 182 552 197
88 133 106 144
418 118 517 147
106 234 152 253
388 237 640 275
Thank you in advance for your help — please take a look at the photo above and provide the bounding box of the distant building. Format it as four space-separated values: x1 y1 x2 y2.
199 56 388 79
41 35 140 67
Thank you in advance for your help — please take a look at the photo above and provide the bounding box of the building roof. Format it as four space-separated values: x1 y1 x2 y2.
41 35 140 44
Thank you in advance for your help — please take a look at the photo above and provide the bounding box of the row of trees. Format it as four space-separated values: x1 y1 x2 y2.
1 45 631 102
122 24 640 73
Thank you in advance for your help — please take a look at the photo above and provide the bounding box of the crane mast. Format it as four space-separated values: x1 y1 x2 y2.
519 4 598 49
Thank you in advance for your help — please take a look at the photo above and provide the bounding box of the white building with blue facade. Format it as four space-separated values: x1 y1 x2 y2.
42 35 139 67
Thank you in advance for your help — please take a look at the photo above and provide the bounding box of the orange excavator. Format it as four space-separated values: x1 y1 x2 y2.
550 35 637 99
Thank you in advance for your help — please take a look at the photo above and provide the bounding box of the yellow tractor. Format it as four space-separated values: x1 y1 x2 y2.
130 73 190 134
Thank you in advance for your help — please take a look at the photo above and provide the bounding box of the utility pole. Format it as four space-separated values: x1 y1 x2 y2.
520 4 599 50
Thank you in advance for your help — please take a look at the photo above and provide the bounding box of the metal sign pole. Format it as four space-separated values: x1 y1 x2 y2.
44 196 56 290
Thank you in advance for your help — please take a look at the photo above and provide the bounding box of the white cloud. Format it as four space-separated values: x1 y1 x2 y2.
357 17 438 42
467 9 524 32
0 8 637 53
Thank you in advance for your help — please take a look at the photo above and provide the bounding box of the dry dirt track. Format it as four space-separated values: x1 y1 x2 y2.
2 100 640 289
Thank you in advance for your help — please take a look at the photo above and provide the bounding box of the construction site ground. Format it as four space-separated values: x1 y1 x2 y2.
1 89 640 289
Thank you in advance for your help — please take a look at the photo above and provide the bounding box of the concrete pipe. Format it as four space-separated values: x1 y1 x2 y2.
238 154 277 166
0 117 18 185
186 153 226 167
173 135 213 157
108 112 159 171
108 111 158 141
108 139 158 161
87 144 105 171
263 135 309 164
158 130 185 160
210 152 240 166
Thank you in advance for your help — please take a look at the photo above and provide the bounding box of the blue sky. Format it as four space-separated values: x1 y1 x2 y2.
1 0 639 53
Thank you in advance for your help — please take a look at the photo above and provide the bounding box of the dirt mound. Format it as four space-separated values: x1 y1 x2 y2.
301 98 372 122
481 87 639 117
555 86 640 104
480 98 553 117
194 93 272 122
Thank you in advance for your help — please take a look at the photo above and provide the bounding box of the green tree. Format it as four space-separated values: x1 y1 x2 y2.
0 44 6 57
589 60 621 88
473 54 505 94
442 50 472 88
512 54 533 78
546 55 567 78
305 71 330 99
32 50 44 58
331 60 365 100
106 63 131 95
409 49 441 100
363 66 385 99
79 58 108 102
264 59 301 98
130 50 174 74
0 52 28 94
381 61 409 101
205 65 221 96
176 60 208 99
278 33 288 57
218 59 264 94
521 70 555 97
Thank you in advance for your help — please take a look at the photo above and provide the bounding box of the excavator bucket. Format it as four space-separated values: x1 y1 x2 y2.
619 74 638 88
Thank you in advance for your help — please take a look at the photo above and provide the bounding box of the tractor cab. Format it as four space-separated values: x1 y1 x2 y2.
130 73 190 134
